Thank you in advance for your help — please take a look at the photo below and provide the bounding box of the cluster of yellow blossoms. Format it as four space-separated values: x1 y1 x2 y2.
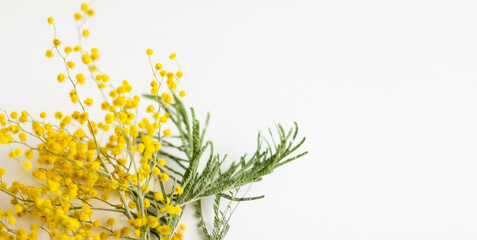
0 3 186 240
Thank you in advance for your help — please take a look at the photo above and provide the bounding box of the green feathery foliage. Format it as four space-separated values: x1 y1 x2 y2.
143 93 308 239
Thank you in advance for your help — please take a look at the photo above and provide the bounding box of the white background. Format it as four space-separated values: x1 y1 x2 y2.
1 0 477 239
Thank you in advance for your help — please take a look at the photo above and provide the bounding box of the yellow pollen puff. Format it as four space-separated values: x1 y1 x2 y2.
64 177 72 185
57 74 65 82
55 112 63 120
8 216 15 225
163 129 171 137
19 133 27 142
87 9 95 17
167 72 174 79
152 167 160 175
25 149 33 159
67 61 75 68
137 143 145 152
81 3 89 11
74 12 82 20
128 201 136 209
19 116 27 123
47 17 54 24
15 148 23 156
40 112 47 119
10 112 18 119
70 90 79 103
13 205 23 213
45 50 54 58
79 213 89 221
53 38 61 46
101 102 109 110
160 172 169 181
92 220 100 228
161 93 172 104
92 53 99 61
179 224 186 231
169 53 177 60
106 218 115 226
176 71 183 78
105 114 115 124
146 105 155 113
155 63 162 70
158 158 166 166
146 48 153 56
174 186 183 194
109 90 118 98
76 73 85 84
144 198 151 208
74 45 82 52
84 98 93 106
23 161 32 170
64 46 72 54
82 54 91 64
154 192 164 201
30 224 39 232
158 225 171 235
101 193 109 201
148 216 158 228
82 29 90 37
179 90 186 98
102 74 110 82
